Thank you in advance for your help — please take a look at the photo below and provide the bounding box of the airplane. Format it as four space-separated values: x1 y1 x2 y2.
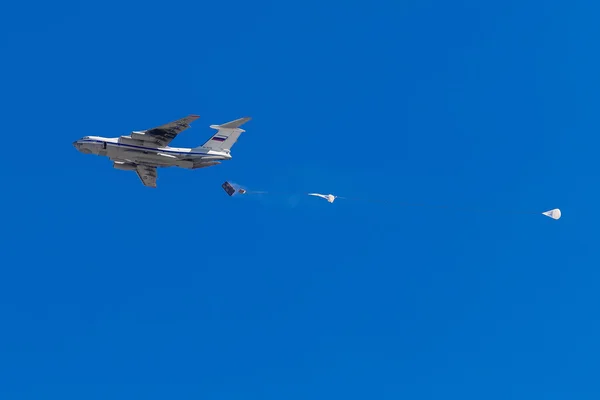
72 115 251 188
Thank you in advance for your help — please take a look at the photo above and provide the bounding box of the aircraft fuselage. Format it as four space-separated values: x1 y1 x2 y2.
72 136 231 170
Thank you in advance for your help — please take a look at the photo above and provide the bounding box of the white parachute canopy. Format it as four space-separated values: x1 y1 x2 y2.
308 193 338 203
542 208 561 220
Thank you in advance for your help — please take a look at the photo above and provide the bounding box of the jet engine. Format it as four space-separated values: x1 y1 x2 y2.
112 161 137 171
130 131 147 141
191 161 220 169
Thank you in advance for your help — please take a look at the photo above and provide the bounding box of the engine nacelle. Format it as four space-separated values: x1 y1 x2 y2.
118 136 144 146
112 161 137 171
190 161 220 169
130 131 147 141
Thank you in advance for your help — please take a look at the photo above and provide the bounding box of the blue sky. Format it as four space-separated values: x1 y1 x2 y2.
1 0 599 398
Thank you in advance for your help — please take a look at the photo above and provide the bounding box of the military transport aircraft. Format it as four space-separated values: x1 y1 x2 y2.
73 115 250 188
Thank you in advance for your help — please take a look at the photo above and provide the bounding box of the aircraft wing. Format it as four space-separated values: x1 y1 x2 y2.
140 114 200 147
135 165 158 188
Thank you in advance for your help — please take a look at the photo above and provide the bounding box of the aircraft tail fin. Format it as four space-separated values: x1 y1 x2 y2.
199 117 251 151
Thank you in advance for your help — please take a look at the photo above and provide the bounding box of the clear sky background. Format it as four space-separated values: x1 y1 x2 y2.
0 0 598 398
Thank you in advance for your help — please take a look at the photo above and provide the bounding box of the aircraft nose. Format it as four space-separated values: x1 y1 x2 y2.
72 141 79 147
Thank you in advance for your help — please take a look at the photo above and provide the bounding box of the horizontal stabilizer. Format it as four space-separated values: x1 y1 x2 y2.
217 117 251 129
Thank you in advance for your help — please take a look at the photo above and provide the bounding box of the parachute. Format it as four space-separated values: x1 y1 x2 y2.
307 193 339 203
542 208 561 220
